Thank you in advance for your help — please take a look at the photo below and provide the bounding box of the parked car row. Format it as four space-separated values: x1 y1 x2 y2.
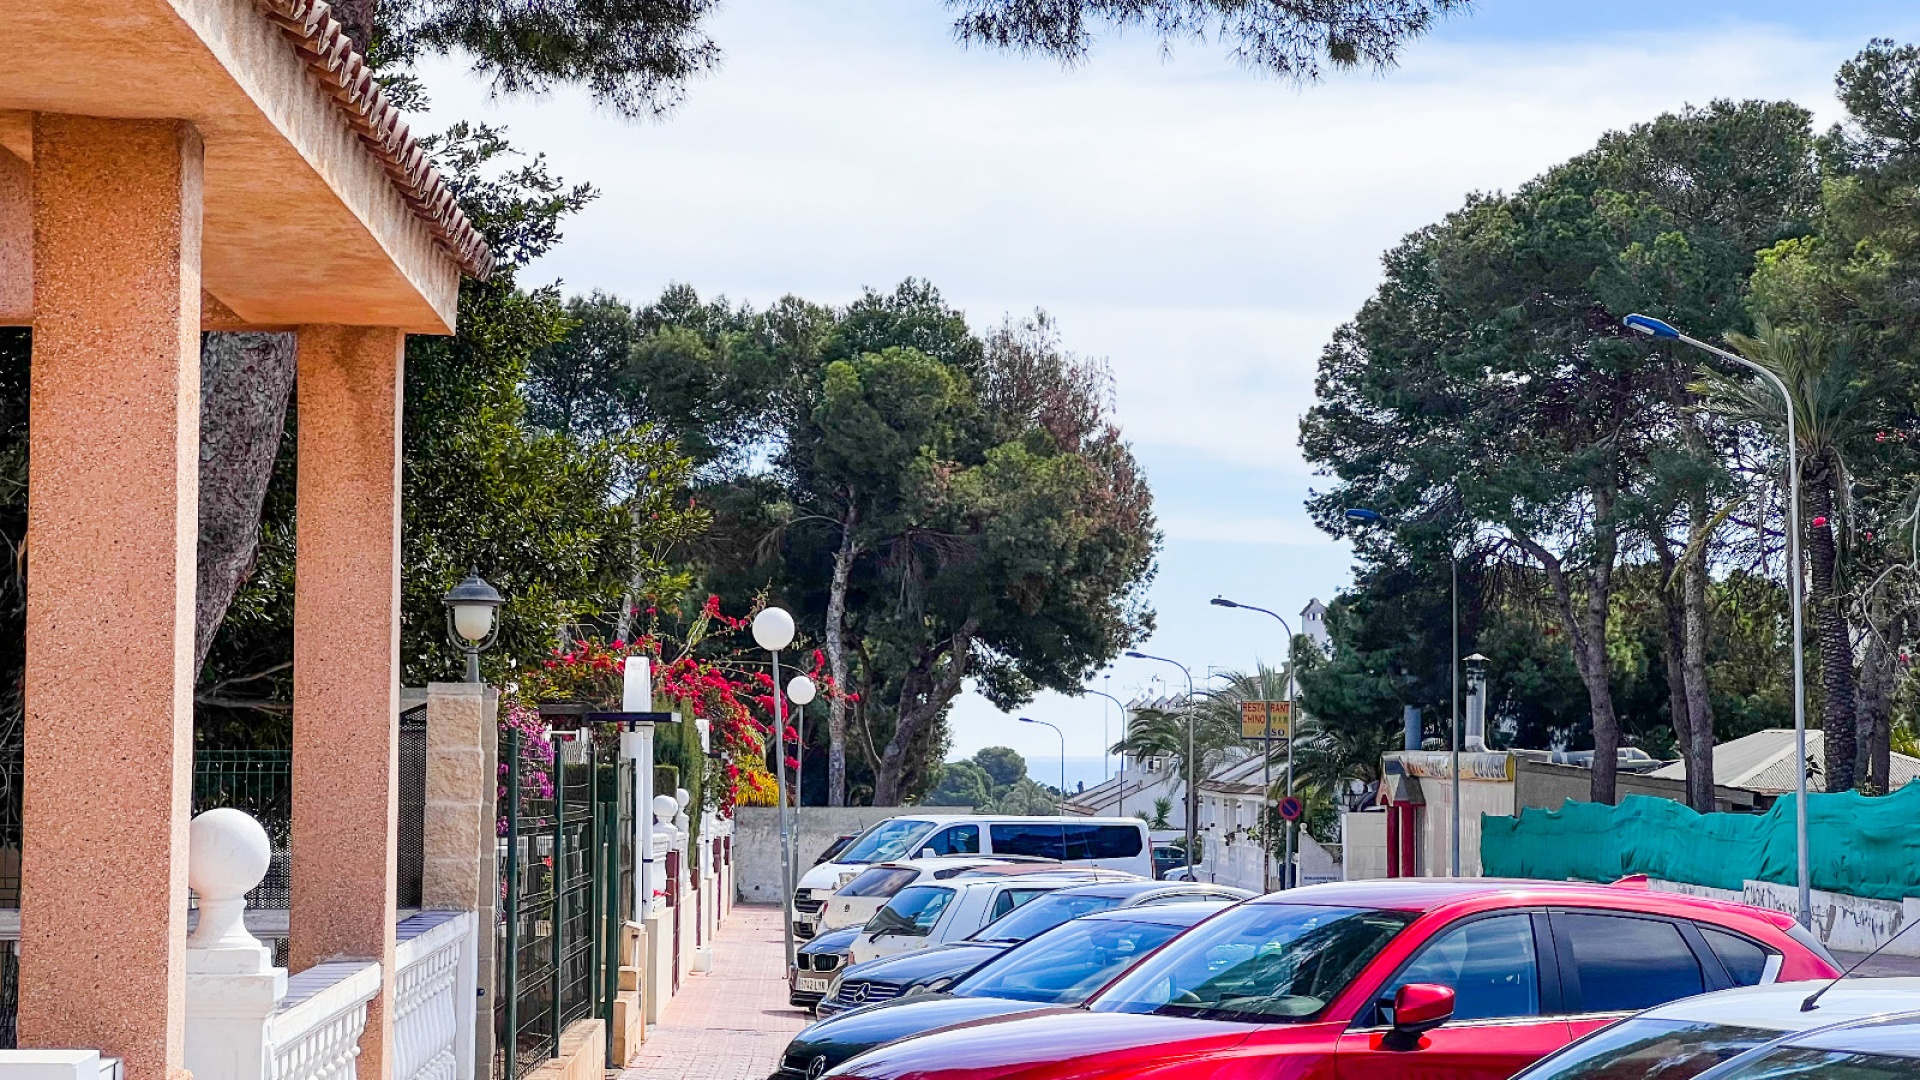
780 877 1862 1080
792 815 1154 938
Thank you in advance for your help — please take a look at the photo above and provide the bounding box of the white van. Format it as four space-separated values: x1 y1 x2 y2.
792 816 1151 937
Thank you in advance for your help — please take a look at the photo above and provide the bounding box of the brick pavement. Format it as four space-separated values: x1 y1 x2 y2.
621 904 809 1080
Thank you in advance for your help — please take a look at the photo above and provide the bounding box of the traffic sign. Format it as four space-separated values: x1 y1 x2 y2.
1277 796 1304 822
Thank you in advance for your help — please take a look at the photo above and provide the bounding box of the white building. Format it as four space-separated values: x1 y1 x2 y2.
1194 753 1340 892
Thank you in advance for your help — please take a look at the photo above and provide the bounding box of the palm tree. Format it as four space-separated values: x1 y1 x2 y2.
1699 323 1882 791
1136 796 1175 830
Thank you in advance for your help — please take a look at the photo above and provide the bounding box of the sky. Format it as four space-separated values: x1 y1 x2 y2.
419 1 1920 788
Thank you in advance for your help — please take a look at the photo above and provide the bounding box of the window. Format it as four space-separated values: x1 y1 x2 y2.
867 886 955 937
924 824 981 856
972 891 1125 943
1514 1019 1774 1080
1090 903 1415 1024
991 823 1066 860
1698 926 1773 987
955 919 1192 1005
1379 914 1539 1023
989 887 1054 921
839 819 935 863
1558 913 1704 1014
838 867 918 898
1063 823 1144 860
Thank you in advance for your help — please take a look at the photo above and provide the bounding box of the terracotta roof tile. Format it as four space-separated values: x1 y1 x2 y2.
254 0 493 279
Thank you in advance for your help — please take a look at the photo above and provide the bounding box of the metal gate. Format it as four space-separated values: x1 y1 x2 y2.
497 727 637 1078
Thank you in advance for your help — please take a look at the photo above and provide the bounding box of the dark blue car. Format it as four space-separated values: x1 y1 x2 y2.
772 901 1230 1080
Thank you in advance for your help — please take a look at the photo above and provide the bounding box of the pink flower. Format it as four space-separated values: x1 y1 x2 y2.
1812 516 1829 528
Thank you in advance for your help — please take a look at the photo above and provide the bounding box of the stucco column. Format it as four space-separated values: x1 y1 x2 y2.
423 680 497 1078
19 115 204 1080
290 324 405 1080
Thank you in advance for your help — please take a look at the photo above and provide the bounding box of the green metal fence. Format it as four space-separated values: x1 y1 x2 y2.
495 728 635 1079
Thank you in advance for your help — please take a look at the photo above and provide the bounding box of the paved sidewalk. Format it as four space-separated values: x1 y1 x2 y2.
621 904 808 1080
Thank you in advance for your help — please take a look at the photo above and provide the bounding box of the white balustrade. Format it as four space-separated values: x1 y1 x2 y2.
185 808 380 1080
391 912 476 1080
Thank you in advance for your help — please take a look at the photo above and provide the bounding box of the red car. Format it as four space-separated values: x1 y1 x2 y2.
826 879 1840 1080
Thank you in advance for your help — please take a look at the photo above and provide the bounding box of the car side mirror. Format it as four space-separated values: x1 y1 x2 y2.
1382 983 1455 1052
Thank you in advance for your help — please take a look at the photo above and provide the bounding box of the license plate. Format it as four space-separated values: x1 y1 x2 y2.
797 976 830 993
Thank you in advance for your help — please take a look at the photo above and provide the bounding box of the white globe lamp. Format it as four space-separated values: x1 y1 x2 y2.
752 606 796 652
787 674 817 706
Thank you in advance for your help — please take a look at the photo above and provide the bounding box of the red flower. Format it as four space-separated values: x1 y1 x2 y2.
1813 516 1829 528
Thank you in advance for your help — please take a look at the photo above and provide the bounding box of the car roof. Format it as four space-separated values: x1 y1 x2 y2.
1077 901 1232 927
875 856 1015 872
1251 878 1799 926
1634 977 1920 1032
1044 880 1243 900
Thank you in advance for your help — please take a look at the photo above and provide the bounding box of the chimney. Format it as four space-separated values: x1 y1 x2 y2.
1402 705 1422 752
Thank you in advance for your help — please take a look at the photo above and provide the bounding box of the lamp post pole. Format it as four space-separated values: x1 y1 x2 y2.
754 608 800 969
1211 598 1297 892
1127 651 1196 876
787 674 817 909
1020 717 1067 796
1625 313 1810 927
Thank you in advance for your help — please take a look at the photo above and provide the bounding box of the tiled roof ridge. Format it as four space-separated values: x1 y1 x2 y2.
253 0 493 279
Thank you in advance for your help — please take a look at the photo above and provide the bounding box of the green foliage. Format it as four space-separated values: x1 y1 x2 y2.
537 286 1159 803
1137 796 1175 831
985 777 1061 814
926 760 994 807
970 746 1028 789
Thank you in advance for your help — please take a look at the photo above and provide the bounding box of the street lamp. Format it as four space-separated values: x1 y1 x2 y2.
1020 717 1067 795
787 674 816 898
1080 683 1130 785
1624 312 1811 927
1211 597 1297 892
1126 650 1196 875
1346 507 1467 877
753 606 799 968
441 569 504 684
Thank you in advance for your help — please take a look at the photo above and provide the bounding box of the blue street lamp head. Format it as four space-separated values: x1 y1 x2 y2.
1345 508 1383 524
1623 313 1680 339
1124 650 1148 659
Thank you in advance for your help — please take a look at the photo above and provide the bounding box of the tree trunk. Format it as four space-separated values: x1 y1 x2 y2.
824 507 858 806
333 0 378 52
1804 461 1857 791
1518 489 1619 804
1680 512 1718 813
872 621 977 805
1857 604 1896 794
195 331 298 677
1655 539 1707 810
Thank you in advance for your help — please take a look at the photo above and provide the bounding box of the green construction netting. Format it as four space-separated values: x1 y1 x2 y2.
1481 784 1920 901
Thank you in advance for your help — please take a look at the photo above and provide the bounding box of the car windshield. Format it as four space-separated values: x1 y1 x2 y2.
1515 1019 1779 1080
956 917 1189 1005
1087 903 1414 1024
839 867 919 898
969 891 1128 943
866 886 955 937
838 819 935 864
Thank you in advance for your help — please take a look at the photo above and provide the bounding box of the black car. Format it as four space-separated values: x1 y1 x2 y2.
774 901 1229 1079
790 926 860 1010
813 879 1250 1017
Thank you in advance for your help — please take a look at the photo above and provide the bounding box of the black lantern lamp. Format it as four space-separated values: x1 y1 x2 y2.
442 569 504 683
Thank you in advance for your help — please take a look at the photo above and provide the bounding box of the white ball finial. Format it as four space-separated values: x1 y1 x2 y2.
675 787 692 810
189 807 271 900
787 674 817 706
654 794 679 824
187 808 272 956
752 606 796 652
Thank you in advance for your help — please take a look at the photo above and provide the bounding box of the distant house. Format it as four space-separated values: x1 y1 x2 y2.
1301 598 1331 653
1645 729 1920 795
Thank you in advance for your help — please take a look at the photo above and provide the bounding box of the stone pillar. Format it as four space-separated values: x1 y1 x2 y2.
20 115 204 1080
423 681 498 1079
290 324 405 1080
